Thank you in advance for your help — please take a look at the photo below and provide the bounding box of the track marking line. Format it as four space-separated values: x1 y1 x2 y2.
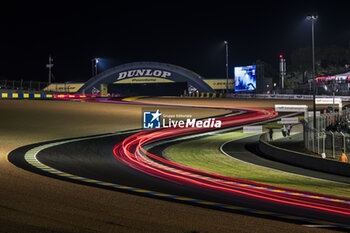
21 133 350 230
303 224 338 228
145 131 350 205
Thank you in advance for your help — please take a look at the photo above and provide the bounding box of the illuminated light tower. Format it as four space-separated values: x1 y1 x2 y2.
224 41 229 94
279 54 286 89
91 57 99 77
95 58 99 75
306 14 318 129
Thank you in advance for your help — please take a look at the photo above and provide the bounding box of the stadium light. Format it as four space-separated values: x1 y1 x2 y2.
279 54 286 89
306 14 318 129
224 41 229 94
91 57 99 77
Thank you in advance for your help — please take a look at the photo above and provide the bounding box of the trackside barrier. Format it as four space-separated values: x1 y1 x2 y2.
53 94 120 99
0 93 54 99
0 93 121 100
258 133 350 177
227 93 350 101
187 93 350 101
304 109 350 160
185 93 223 98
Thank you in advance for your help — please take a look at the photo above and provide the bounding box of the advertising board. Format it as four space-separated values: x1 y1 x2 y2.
275 104 308 112
243 125 262 133
234 65 256 92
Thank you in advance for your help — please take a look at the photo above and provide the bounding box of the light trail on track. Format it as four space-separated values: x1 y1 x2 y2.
48 95 350 222
110 105 350 218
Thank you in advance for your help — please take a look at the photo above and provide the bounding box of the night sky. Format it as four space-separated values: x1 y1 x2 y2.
1 1 349 82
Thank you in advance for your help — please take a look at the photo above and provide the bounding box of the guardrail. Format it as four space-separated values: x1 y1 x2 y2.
185 93 350 101
185 92 224 98
304 110 350 159
227 93 350 101
0 92 121 100
0 93 54 99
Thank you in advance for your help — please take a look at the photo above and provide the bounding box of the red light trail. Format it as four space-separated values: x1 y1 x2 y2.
65 95 350 217
109 105 350 217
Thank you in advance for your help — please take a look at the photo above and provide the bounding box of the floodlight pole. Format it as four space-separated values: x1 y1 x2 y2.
312 18 316 129
46 55 54 84
226 41 229 93
95 58 98 75
307 14 318 129
91 58 98 77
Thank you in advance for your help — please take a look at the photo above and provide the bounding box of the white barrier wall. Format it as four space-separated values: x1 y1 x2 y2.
243 125 263 133
227 93 350 102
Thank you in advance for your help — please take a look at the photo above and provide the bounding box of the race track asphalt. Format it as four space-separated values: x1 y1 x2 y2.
9 129 350 228
6 98 345 233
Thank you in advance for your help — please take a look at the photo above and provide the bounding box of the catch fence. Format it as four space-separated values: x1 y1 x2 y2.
304 110 350 160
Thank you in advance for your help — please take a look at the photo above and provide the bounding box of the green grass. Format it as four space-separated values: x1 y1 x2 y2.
163 131 350 198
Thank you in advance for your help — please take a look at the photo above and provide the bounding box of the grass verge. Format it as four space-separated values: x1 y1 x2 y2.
163 131 350 198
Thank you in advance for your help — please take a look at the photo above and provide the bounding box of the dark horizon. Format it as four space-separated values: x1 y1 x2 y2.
1 1 349 82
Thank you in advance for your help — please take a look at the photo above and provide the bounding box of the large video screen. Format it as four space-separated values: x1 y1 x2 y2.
234 65 256 92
